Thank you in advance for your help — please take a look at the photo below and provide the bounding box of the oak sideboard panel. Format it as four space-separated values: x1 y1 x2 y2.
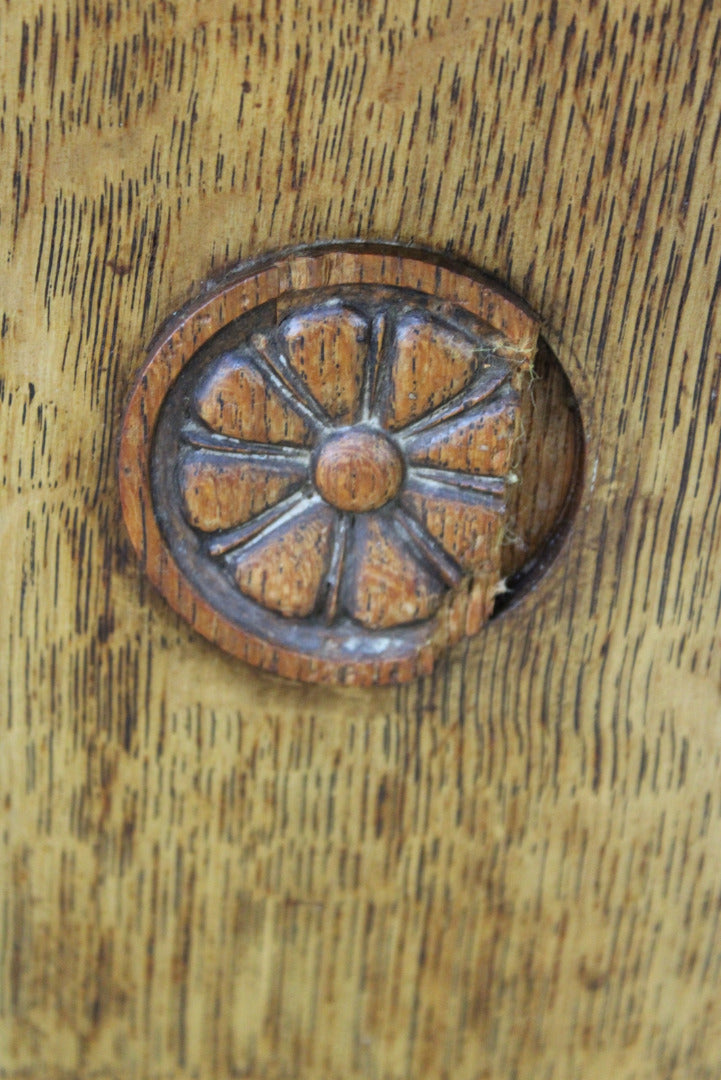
1 3 721 1078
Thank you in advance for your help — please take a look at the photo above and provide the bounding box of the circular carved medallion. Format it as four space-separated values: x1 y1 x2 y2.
119 246 549 685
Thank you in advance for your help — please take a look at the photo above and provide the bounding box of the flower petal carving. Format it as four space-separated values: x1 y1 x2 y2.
280 303 368 423
382 314 495 431
230 501 335 618
402 480 504 573
194 352 315 446
179 452 308 532
181 300 525 627
343 515 446 629
404 392 518 477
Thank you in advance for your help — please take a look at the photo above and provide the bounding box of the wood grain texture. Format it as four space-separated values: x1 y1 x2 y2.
1 1 721 1077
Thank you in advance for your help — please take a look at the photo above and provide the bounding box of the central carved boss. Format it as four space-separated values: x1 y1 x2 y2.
313 428 404 513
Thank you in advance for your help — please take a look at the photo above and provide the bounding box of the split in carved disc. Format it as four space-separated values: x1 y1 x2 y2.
119 246 583 685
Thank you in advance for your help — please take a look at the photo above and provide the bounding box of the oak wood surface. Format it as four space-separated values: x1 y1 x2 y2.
2 2 721 1078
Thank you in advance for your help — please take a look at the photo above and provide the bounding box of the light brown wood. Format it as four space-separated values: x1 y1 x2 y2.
2 1 721 1078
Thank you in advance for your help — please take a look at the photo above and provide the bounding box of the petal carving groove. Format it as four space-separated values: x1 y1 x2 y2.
383 315 487 430
343 515 446 629
402 482 504 573
195 352 315 446
405 393 518 476
179 453 308 532
231 502 335 619
280 304 368 423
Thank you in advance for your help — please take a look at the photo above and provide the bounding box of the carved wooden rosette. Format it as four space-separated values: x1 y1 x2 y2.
119 249 539 684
